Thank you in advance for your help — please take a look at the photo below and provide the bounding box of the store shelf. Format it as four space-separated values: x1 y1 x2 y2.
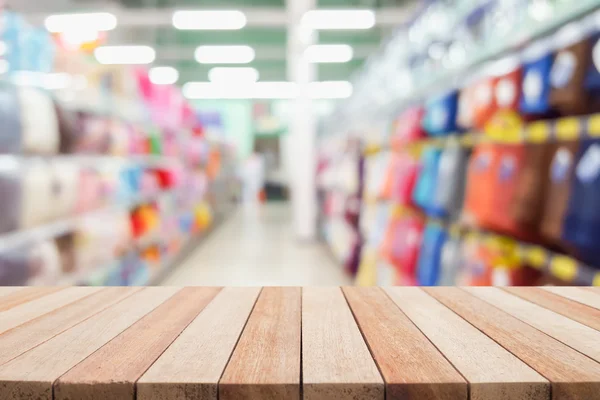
0 189 175 253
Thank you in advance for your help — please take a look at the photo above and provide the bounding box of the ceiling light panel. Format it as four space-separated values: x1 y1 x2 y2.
302 10 376 30
149 67 179 85
304 44 353 63
45 12 117 33
195 45 255 64
94 46 156 65
173 10 246 30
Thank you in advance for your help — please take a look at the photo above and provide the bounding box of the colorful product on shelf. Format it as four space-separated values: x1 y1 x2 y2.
412 147 443 216
488 144 528 237
391 106 426 146
549 25 591 116
540 141 580 245
472 76 499 131
462 144 499 227
20 160 56 229
416 224 447 286
439 235 462 286
520 40 555 116
493 59 522 115
511 144 554 233
49 160 79 221
391 153 419 206
19 87 59 155
456 82 476 130
389 215 425 285
584 16 600 104
422 91 459 136
433 143 469 219
563 139 600 265
0 245 32 285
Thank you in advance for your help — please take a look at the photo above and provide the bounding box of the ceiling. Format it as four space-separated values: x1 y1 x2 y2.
10 0 417 84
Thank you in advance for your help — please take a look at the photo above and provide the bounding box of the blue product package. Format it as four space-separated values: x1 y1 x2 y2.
520 53 554 115
563 139 600 265
412 147 443 215
422 91 459 136
416 224 447 286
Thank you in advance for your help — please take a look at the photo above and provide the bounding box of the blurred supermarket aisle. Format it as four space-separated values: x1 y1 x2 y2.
161 203 351 286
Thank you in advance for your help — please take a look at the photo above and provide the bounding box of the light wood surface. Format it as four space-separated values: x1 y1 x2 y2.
0 287 139 366
0 287 179 400
385 287 549 400
504 287 600 331
543 286 600 310
343 287 467 400
0 287 25 297
1 286 599 400
465 287 600 363
55 287 221 400
0 286 103 335
219 287 302 400
302 287 383 400
425 287 600 400
0 287 64 311
137 287 262 400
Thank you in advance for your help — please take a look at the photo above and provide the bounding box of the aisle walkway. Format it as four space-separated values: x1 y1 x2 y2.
162 203 351 286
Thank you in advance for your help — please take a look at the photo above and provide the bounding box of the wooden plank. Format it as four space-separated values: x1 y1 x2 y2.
543 287 600 310
465 287 600 363
138 287 261 400
55 287 221 400
0 287 64 311
385 287 549 400
0 287 104 335
302 287 384 400
425 287 600 400
0 287 25 298
504 287 600 331
0 287 140 366
219 287 301 400
0 287 180 400
343 287 467 400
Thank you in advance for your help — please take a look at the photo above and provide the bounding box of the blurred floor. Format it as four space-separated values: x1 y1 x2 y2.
161 203 351 286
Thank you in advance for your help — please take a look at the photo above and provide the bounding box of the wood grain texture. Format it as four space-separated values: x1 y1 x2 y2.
0 287 139 366
0 287 103 335
55 287 221 400
0 287 64 311
384 287 549 400
343 287 467 400
465 287 600 363
138 287 261 400
503 287 600 331
302 287 384 400
425 287 600 400
0 288 24 298
0 287 180 400
219 287 301 400
542 287 600 310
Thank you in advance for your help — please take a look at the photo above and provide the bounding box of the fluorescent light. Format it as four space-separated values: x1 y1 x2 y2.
183 81 297 99
209 67 259 83
309 81 353 99
173 10 246 30
149 67 179 85
304 44 353 63
195 45 255 64
182 81 351 99
302 9 375 30
45 12 117 33
94 46 156 65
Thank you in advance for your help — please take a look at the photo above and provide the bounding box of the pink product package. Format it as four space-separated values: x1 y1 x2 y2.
392 154 420 206
392 106 426 143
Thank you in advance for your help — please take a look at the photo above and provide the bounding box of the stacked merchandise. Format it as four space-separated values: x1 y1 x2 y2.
341 0 600 287
0 11 237 286
317 136 363 276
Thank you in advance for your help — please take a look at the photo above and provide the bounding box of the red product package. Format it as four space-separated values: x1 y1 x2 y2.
389 215 425 285
391 153 420 206
391 106 426 148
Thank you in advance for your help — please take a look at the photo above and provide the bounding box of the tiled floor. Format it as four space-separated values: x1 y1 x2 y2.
161 203 351 286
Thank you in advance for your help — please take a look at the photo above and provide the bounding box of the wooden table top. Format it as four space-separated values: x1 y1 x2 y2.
0 286 599 400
